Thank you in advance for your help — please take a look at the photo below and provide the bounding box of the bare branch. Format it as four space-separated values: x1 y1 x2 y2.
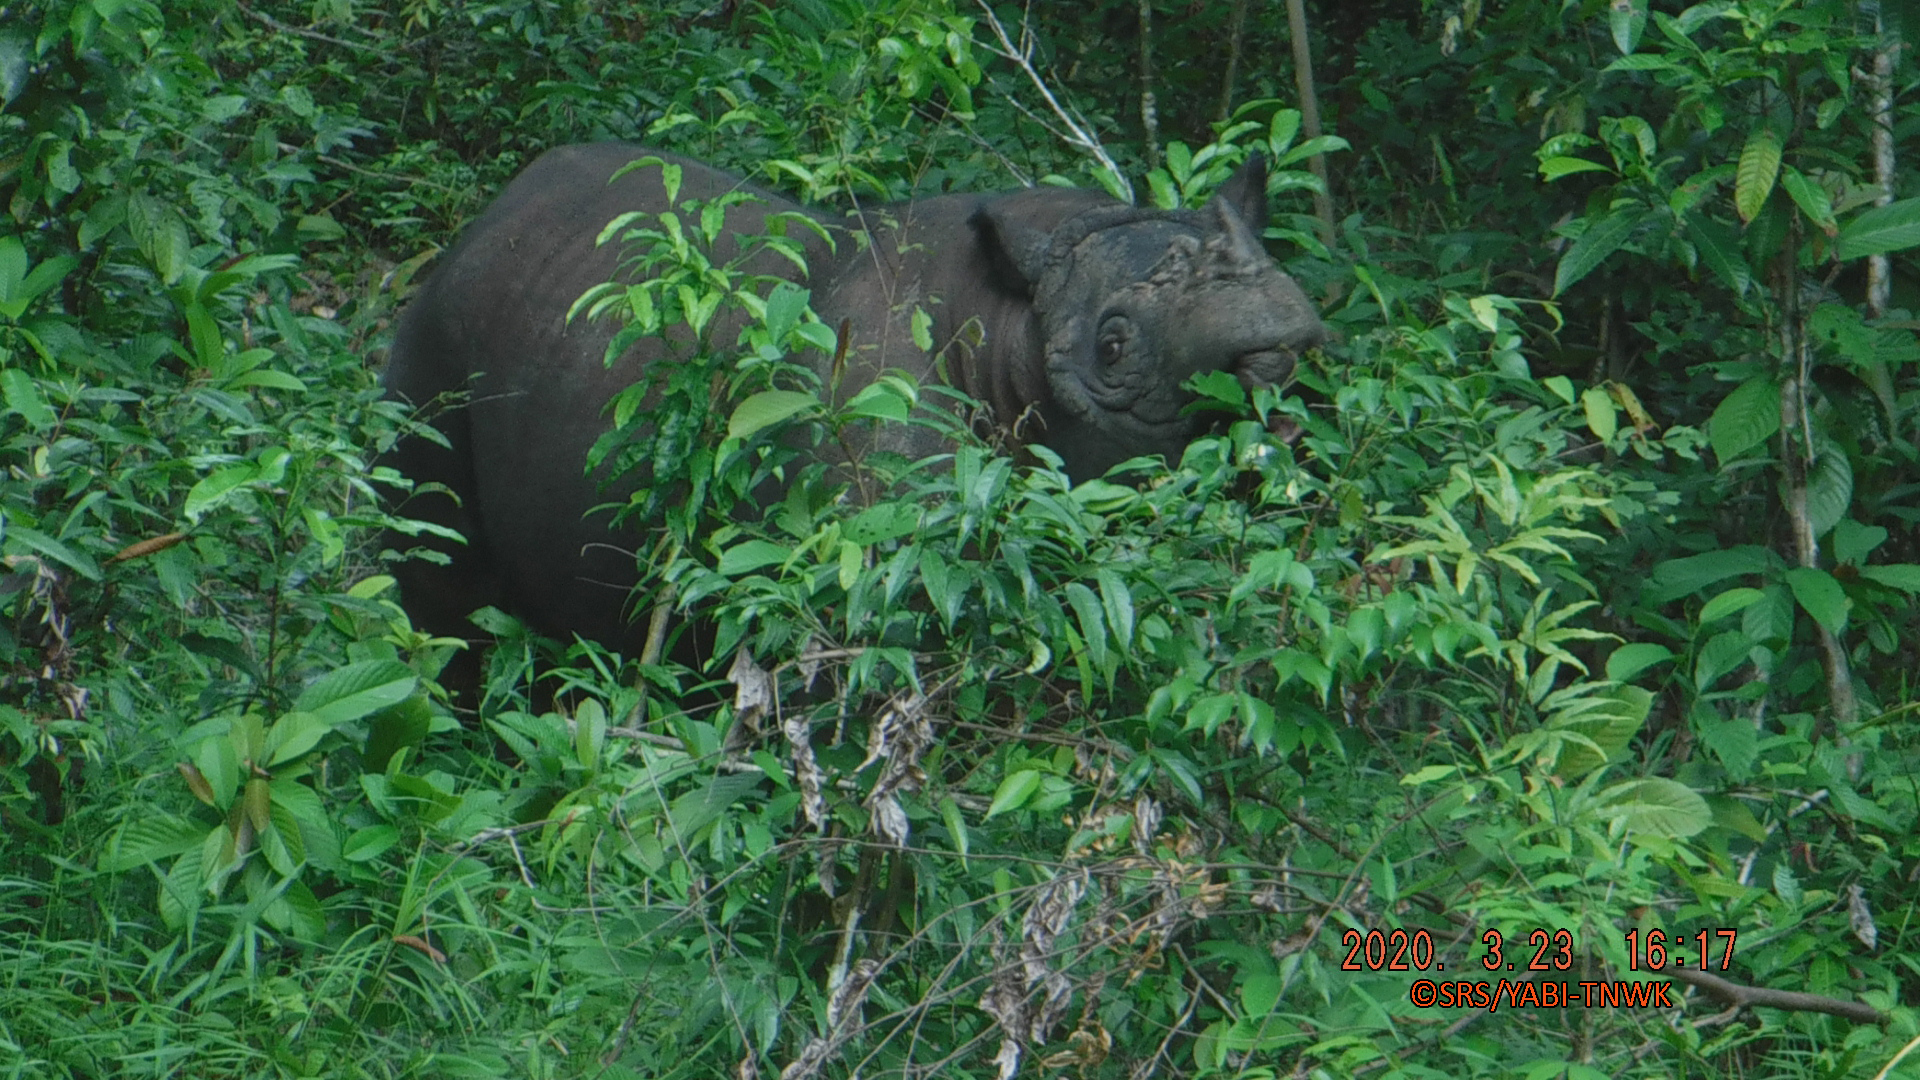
974 1 1133 201
1666 965 1884 1025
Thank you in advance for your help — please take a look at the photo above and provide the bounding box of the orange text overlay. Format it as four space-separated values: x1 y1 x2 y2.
1408 978 1676 1011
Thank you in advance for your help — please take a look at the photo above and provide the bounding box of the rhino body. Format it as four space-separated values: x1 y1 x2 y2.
383 143 1324 664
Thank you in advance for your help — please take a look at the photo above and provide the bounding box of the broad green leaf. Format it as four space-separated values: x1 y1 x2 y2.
837 538 861 591
985 770 1041 819
101 814 204 872
1645 546 1775 602
1 368 55 429
1095 567 1135 647
1697 586 1764 625
265 710 330 766
1601 777 1711 838
910 306 934 351
840 380 911 422
1707 378 1779 464
728 389 820 440
1779 166 1836 234
1701 714 1760 781
1804 448 1852 539
184 462 258 521
3 524 101 580
1538 156 1612 181
1242 974 1286 1018
1837 197 1920 259
1605 642 1674 682
1820 518 1881 568
1554 205 1647 295
1742 584 1796 648
1859 564 1920 593
1543 375 1576 405
1784 566 1849 634
1684 215 1752 297
1581 386 1617 440
718 540 792 576
1734 128 1781 224
1610 0 1647 54
939 796 969 861
1693 630 1753 691
295 660 418 727
1552 684 1651 777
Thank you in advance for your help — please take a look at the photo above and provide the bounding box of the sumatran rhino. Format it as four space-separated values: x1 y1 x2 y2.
383 143 1324 668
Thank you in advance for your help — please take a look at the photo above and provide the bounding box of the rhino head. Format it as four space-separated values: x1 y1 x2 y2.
976 154 1325 479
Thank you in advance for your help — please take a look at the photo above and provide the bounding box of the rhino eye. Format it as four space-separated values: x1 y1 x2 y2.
1097 316 1130 363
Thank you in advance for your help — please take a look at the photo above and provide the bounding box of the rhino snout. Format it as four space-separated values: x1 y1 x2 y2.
1232 346 1299 392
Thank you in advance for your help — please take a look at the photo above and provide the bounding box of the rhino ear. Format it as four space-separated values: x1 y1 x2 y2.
1207 151 1269 235
972 204 1054 296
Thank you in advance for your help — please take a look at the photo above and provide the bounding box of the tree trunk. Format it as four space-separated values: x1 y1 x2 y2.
1285 0 1335 243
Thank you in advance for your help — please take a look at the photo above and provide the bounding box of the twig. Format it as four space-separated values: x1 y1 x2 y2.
1666 965 1883 1025
234 1 405 59
1216 0 1250 123
974 1 1133 202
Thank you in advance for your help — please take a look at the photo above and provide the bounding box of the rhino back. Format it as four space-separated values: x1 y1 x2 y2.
385 144 822 654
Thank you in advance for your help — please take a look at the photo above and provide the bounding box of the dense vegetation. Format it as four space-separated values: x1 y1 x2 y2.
3 1 1918 1077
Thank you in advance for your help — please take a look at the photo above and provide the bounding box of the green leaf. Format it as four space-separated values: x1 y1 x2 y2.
985 770 1041 819
1581 386 1617 441
1783 567 1848 634
1804 448 1852 539
1610 0 1647 54
1605 642 1674 682
343 824 400 863
1241 974 1285 1018
1693 630 1753 691
1 368 55 429
101 814 204 872
1645 546 1775 602
1601 778 1711 838
728 389 820 440
264 710 330 766
1697 586 1764 625
1829 520 1886 566
718 540 792 576
1700 712 1760 780
1779 166 1836 234
1552 684 1651 777
1554 205 1647 295
3 524 101 580
294 660 418 727
910 306 934 352
939 796 969 861
1859 564 1920 593
1538 156 1613 182
1095 568 1135 647
840 379 912 422
1543 375 1576 405
1838 197 1920 259
1684 215 1752 297
184 462 258 522
1734 128 1781 225
1707 378 1779 464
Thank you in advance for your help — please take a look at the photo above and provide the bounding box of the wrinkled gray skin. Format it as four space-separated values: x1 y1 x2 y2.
383 144 1324 664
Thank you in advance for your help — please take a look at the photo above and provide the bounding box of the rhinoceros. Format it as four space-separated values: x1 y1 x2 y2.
382 144 1324 669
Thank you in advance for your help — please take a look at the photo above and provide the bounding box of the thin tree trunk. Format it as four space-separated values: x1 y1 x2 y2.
1138 0 1160 170
1216 0 1250 123
1868 6 1901 318
1285 0 1335 243
1776 213 1859 739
